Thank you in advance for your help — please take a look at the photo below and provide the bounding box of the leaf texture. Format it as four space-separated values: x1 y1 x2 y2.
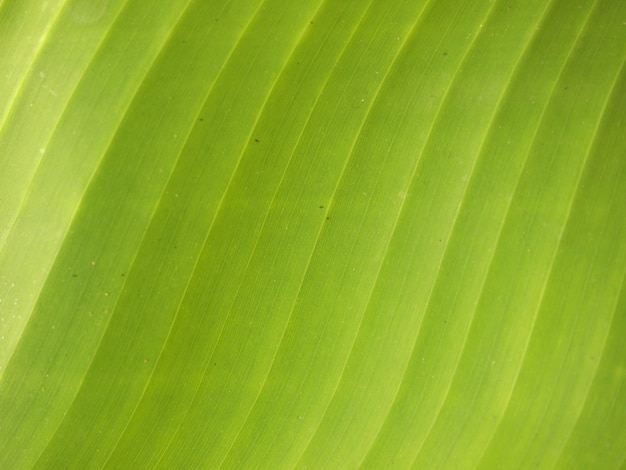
0 0 625 468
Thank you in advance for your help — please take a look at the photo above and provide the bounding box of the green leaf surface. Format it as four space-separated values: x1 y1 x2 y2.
1 0 625 468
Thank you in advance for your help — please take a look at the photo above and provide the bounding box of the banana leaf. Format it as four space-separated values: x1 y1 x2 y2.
1 0 625 468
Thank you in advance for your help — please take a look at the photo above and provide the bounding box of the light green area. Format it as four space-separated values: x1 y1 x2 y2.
0 0 624 468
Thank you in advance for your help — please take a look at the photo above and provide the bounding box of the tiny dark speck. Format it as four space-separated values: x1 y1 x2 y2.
254 138 260 142
199 117 204 121
443 52 448 56
72 274 78 278
326 217 330 220
319 205 324 208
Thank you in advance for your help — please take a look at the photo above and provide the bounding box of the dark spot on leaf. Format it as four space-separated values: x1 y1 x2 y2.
199 117 204 121
443 52 448 56
254 138 259 143
72 273 78 278
326 217 330 220
319 205 324 208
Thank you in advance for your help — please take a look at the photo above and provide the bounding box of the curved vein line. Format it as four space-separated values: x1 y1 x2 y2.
0 0 137 380
407 4 599 468
410 10 604 470
512 53 626 470
0 0 68 131
141 4 321 467
214 1 382 466
416 5 615 469
196 7 390 467
243 1 474 462
551 75 626 470
0 0 159 402
351 2 504 464
18 0 209 464
287 2 443 466
95 3 267 467
467 3 617 466
0 0 132 254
